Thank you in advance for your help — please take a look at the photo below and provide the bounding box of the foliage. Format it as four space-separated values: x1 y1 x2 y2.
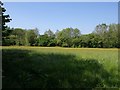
2 23 119 48
1 2 12 45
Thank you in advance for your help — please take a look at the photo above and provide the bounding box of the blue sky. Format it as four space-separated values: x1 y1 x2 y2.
4 2 118 34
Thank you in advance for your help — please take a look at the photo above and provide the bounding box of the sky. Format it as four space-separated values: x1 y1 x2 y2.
4 2 118 34
2 0 120 2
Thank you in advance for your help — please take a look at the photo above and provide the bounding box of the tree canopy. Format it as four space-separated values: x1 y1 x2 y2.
2 24 119 48
1 1 12 45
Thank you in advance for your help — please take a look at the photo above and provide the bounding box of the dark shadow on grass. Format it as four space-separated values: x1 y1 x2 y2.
2 49 119 89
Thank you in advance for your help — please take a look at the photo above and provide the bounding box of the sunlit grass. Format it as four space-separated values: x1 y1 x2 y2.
2 46 119 88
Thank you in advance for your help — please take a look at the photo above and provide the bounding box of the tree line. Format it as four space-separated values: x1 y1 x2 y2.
2 23 119 48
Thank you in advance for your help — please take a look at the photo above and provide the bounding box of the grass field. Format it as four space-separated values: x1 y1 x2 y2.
2 46 119 88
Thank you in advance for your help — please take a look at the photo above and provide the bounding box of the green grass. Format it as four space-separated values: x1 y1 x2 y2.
2 46 119 88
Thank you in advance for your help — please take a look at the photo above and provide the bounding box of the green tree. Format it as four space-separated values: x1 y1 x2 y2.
27 28 39 46
71 38 80 47
37 34 49 46
44 29 54 38
1 2 12 45
73 28 81 38
107 24 118 47
93 24 108 48
11 28 26 45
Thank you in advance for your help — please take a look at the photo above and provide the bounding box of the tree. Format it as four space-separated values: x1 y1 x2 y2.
107 24 118 47
93 24 108 48
1 1 12 45
37 34 49 46
11 28 26 46
44 29 54 38
71 38 80 47
27 28 39 46
73 28 81 38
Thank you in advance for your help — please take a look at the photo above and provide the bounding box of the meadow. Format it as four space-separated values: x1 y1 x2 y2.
2 46 119 89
